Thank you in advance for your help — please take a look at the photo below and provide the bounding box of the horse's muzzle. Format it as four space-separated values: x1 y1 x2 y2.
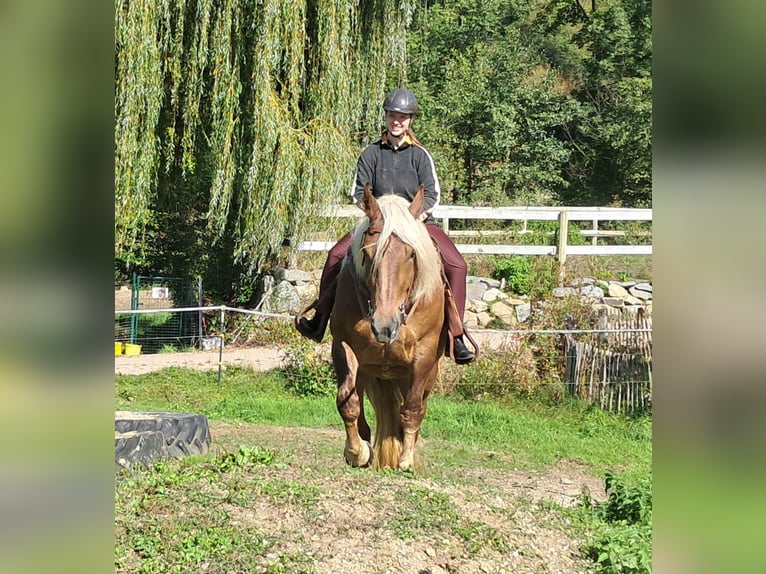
371 317 400 344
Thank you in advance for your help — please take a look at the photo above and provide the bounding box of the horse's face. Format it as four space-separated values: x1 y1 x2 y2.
361 185 423 344
361 228 416 345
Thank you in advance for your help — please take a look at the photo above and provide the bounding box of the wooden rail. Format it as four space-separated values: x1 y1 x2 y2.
297 204 652 263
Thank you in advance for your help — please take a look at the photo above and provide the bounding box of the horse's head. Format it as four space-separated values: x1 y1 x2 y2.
353 184 440 344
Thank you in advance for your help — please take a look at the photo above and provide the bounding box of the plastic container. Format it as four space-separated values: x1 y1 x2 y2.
123 343 142 356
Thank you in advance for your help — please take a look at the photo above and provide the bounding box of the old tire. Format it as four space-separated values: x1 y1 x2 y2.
115 411 211 470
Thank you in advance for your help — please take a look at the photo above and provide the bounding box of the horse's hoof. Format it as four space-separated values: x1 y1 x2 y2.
398 454 414 472
344 440 373 468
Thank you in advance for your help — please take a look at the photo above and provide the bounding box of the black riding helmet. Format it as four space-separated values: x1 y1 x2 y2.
382 88 419 115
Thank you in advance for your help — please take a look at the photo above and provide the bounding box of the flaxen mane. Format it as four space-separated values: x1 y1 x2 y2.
350 194 442 302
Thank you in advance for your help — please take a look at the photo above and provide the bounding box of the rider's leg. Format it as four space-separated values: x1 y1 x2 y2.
295 232 353 342
426 225 475 364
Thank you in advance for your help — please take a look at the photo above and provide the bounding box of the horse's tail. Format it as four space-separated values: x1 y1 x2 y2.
364 380 417 471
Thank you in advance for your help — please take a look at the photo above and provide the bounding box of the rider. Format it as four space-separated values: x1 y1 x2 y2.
296 88 476 364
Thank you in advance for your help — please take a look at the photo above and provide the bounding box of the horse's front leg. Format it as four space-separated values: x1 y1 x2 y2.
398 361 439 471
334 341 372 467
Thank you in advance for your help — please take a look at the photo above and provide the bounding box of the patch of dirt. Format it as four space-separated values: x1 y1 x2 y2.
208 422 606 574
114 345 286 375
114 331 518 377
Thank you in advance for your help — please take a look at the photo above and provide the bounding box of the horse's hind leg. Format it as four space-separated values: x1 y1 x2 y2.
334 341 372 467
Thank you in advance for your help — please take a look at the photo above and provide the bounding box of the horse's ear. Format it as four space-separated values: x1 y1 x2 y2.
362 183 381 224
409 184 425 219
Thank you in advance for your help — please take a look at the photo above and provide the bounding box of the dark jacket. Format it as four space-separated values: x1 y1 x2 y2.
351 132 441 224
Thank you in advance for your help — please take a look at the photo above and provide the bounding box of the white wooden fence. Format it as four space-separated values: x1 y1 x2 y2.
297 204 652 265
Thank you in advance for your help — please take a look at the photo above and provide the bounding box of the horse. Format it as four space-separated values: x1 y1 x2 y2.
329 183 446 471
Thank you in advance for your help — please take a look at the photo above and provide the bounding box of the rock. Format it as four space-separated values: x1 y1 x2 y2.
552 286 578 298
262 280 302 314
476 311 494 327
490 301 515 324
272 267 314 283
603 297 625 307
515 303 531 323
607 283 629 298
465 280 488 301
579 285 605 299
294 284 318 306
482 288 505 302
629 286 651 300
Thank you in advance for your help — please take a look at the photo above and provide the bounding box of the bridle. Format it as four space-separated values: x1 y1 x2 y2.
357 229 416 324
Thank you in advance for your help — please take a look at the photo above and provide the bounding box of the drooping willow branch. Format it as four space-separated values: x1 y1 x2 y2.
115 0 413 273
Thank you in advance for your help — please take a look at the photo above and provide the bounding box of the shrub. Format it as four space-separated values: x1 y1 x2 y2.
579 471 652 574
439 347 562 404
282 342 336 397
490 256 533 295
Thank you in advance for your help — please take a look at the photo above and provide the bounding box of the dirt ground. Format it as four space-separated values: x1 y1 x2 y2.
116 339 611 573
206 422 606 574
114 345 287 375
114 331 521 376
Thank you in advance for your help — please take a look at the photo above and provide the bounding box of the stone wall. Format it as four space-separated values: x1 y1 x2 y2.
256 267 652 327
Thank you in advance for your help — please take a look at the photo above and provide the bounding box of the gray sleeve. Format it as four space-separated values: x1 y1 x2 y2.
351 146 376 204
416 147 441 213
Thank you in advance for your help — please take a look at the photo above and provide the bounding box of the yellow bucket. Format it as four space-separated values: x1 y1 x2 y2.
115 342 124 356
123 343 142 356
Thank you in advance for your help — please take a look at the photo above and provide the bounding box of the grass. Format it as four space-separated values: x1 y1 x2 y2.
422 396 650 477
116 366 650 477
115 451 318 573
116 365 652 573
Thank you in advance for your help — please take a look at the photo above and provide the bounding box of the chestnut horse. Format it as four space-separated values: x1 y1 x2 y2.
330 184 446 471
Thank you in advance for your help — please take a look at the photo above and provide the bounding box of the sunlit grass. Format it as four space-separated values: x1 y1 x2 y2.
116 366 650 476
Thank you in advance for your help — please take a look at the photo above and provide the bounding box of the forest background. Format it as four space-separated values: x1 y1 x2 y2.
114 0 651 303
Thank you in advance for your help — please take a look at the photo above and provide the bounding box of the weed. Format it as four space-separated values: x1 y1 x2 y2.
489 255 533 295
233 316 303 346
258 477 321 508
282 342 336 397
214 444 277 472
575 471 652 574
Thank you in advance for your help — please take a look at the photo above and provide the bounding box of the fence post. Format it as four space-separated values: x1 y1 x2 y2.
217 305 225 384
557 210 569 281
197 277 203 350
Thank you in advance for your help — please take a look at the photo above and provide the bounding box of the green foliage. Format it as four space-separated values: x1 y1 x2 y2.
539 0 652 207
578 471 653 573
115 443 317 573
410 1 572 206
282 343 337 398
115 0 413 298
408 0 650 209
440 348 562 405
489 255 558 300
490 255 533 295
215 445 277 472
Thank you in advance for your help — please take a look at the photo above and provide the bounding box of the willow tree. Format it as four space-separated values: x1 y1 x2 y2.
115 0 413 286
